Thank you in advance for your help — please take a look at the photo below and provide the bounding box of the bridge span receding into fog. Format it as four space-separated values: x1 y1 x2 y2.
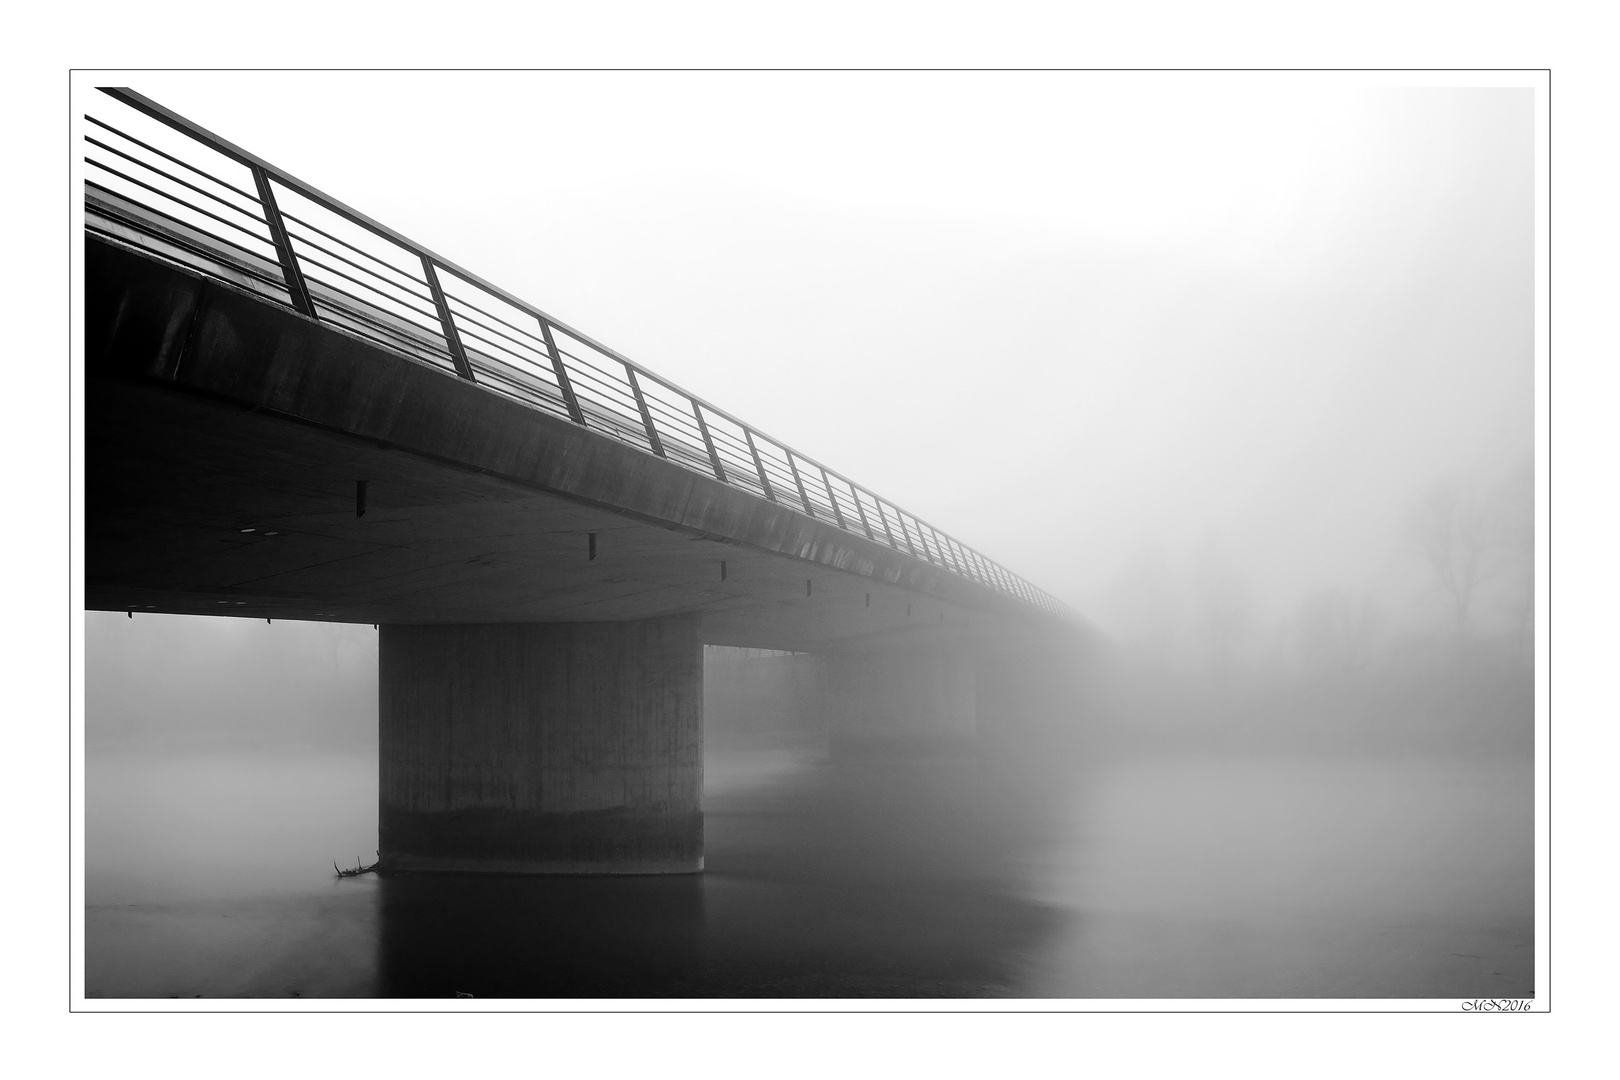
82 88 1084 876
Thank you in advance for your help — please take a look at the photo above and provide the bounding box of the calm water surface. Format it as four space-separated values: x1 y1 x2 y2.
85 745 1531 999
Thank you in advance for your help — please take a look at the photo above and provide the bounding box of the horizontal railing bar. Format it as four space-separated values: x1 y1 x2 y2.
86 136 267 224
442 303 550 354
101 87 902 476
296 252 443 322
89 88 1067 616
453 323 553 369
550 343 624 373
87 219 291 302
558 363 637 403
643 420 705 450
458 346 580 405
281 223 435 302
462 356 573 409
303 282 453 357
444 307 553 362
568 389 643 429
465 357 570 401
642 407 704 442
467 374 568 413
300 264 441 329
86 156 277 249
556 378 640 417
86 184 286 282
84 115 262 202
100 197 1027 576
640 391 702 423
457 346 553 392
555 362 633 399
276 207 430 288
309 298 453 361
441 291 551 350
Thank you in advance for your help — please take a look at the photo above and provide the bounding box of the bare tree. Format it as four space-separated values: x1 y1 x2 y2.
1106 544 1183 663
1193 534 1253 674
1295 588 1381 675
1495 454 1535 659
1407 477 1496 643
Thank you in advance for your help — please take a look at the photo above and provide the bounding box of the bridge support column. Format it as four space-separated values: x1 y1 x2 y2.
823 632 979 757
378 616 703 875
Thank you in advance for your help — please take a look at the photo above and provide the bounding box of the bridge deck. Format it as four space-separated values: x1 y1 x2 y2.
80 88 1065 619
89 235 1059 650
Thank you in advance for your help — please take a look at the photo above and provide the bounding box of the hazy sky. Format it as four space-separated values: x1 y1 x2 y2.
84 72 1534 632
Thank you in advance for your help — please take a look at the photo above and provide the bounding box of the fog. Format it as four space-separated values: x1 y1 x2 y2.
100 73 1533 635
80 72 1536 1000
86 615 377 753
86 72 1534 753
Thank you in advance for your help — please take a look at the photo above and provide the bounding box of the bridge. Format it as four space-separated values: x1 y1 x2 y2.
82 88 1084 875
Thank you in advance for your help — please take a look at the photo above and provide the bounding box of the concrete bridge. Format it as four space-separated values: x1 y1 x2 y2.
82 88 1085 875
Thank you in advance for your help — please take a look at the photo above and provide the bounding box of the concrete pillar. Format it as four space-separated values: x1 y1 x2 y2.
823 630 978 756
378 616 703 875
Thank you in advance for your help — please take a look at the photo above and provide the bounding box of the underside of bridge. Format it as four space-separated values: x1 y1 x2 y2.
86 232 1085 875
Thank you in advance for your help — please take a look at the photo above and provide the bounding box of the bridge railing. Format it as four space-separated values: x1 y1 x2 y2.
81 87 1065 617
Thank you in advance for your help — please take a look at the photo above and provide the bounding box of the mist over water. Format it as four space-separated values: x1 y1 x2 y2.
85 618 1531 999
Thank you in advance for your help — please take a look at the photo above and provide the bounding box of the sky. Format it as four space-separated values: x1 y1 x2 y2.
81 71 1536 636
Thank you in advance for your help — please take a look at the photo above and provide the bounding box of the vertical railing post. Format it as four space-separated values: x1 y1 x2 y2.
909 517 930 562
923 524 944 567
692 403 727 483
537 318 585 425
820 467 846 529
849 482 875 541
954 541 976 583
625 366 665 457
874 500 901 551
967 547 991 586
743 429 775 501
250 166 317 320
946 535 968 579
420 256 476 382
929 526 958 575
896 511 919 558
786 454 815 517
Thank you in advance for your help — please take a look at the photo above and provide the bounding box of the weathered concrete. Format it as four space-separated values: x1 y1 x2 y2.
85 231 1094 877
86 233 1060 645
379 616 703 874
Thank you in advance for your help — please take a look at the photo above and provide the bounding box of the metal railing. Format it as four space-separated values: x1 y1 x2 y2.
81 87 1065 617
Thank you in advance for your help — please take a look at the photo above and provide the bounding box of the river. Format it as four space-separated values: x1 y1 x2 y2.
83 740 1531 1000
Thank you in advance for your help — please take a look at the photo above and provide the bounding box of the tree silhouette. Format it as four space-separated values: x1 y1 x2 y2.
1407 477 1496 643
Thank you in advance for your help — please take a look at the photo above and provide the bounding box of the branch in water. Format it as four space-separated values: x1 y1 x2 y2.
334 850 381 878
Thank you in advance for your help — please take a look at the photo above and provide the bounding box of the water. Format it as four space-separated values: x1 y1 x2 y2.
83 742 1532 1000
1016 754 1532 998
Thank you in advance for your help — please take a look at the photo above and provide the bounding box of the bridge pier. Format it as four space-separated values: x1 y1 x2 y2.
378 616 703 875
823 631 980 757
819 628 1083 760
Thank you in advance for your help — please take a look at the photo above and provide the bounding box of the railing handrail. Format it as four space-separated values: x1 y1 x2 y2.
102 89 793 451
88 87 1067 617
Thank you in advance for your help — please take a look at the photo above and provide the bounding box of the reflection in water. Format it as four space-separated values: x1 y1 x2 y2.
84 743 1531 999
378 874 707 998
1017 755 1533 998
